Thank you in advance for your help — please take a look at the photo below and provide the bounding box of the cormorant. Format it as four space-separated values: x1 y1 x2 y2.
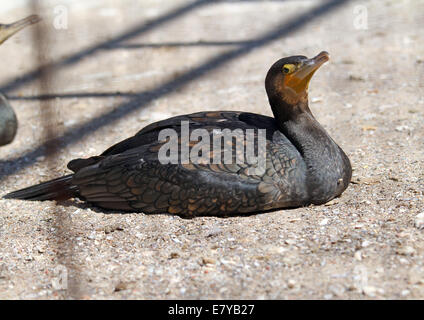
4 51 352 216
0 15 41 146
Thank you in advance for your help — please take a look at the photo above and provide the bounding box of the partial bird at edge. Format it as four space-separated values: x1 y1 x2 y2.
0 14 42 146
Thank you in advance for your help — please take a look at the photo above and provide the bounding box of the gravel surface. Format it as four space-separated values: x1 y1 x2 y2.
0 0 423 299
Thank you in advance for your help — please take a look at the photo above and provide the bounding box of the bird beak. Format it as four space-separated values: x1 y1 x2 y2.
0 15 41 45
284 51 329 94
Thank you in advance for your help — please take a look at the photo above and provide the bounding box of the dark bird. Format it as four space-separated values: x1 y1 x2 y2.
0 14 41 146
0 93 17 146
4 52 352 216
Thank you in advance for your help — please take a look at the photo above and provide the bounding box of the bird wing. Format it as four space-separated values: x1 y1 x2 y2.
67 111 244 172
70 111 307 216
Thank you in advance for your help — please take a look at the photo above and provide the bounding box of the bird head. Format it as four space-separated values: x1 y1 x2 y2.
0 15 41 46
265 51 329 108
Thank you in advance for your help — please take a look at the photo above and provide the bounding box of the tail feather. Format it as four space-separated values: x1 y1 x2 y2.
3 174 77 201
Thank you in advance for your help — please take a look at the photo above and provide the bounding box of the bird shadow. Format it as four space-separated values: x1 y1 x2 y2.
55 197 302 219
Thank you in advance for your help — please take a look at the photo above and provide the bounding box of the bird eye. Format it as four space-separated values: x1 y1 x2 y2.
282 64 296 74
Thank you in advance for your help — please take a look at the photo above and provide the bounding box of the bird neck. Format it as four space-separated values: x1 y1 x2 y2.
269 94 312 122
272 100 331 163
270 98 351 204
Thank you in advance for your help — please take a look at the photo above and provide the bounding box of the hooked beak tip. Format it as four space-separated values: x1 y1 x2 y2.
313 51 330 64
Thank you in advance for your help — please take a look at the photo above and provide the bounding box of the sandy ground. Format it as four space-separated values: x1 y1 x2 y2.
0 0 423 299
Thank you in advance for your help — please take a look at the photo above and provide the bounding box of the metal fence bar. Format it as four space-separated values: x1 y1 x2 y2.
30 0 79 299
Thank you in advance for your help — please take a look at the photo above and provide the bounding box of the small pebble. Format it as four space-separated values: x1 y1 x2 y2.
414 212 424 230
362 286 377 297
114 281 128 292
201 257 216 265
319 218 329 226
287 279 296 289
206 227 222 237
329 284 345 297
396 246 416 256
104 224 124 234
361 240 371 248
354 251 362 261
401 289 410 297
395 125 412 132
169 252 179 259
363 285 384 297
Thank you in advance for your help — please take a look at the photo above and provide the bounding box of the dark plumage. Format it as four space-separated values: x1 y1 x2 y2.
4 51 352 216
0 14 41 146
0 94 17 146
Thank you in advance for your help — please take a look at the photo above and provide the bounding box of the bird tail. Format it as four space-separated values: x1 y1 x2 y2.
3 174 77 201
